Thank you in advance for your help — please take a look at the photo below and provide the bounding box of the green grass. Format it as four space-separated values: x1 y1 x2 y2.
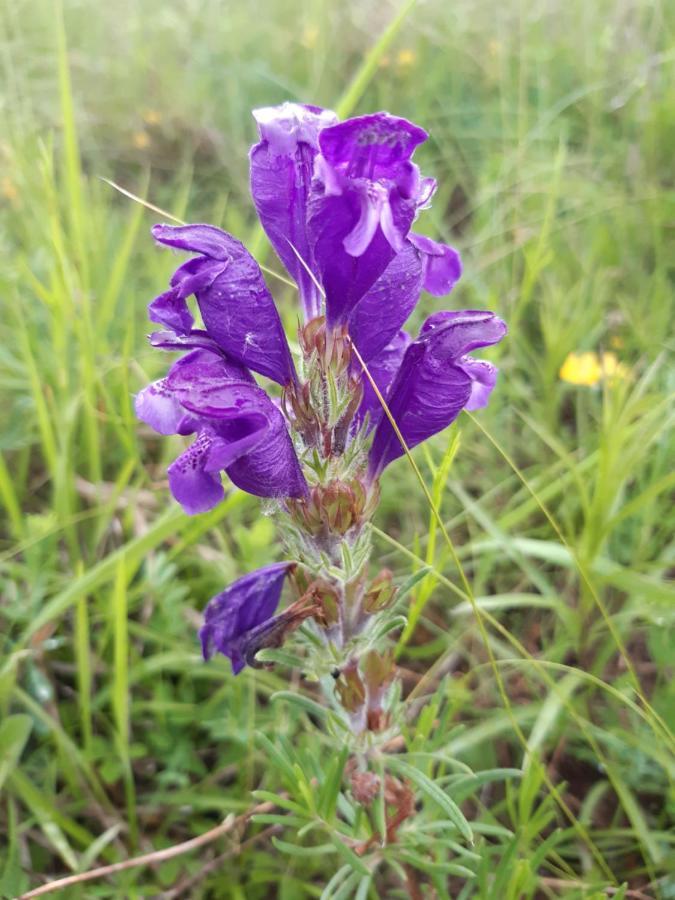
1 0 674 896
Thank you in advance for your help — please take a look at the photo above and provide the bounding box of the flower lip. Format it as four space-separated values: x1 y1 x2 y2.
318 112 428 181
419 310 508 357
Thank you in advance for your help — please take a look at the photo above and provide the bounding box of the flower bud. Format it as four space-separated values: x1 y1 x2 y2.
363 568 396 613
288 478 377 537
299 316 351 376
334 660 365 713
350 770 381 806
363 648 395 732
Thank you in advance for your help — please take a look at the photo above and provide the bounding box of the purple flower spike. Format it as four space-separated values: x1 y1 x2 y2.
368 311 507 477
408 233 462 296
250 103 338 319
307 112 433 326
152 224 296 385
200 563 293 673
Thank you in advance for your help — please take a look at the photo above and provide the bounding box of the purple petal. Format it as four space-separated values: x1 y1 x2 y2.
199 562 292 672
149 329 223 354
152 223 231 259
147 290 194 336
460 357 498 410
307 191 416 326
250 103 337 319
148 257 228 335
317 112 427 177
224 399 307 499
355 330 411 430
164 349 308 501
408 233 462 296
152 224 296 385
348 241 423 362
167 431 226 515
135 379 185 435
138 345 306 509
308 113 430 326
419 310 507 356
368 311 506 477
166 417 274 515
165 349 256 411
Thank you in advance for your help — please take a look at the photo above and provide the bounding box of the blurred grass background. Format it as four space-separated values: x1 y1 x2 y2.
0 0 674 896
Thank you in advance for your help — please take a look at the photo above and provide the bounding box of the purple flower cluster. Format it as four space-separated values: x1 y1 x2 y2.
136 103 506 676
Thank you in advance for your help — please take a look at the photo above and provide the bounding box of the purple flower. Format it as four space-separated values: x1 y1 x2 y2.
136 345 306 514
408 233 462 296
355 330 411 429
347 233 462 363
250 103 338 320
307 112 435 327
200 562 294 673
367 311 507 478
150 224 296 386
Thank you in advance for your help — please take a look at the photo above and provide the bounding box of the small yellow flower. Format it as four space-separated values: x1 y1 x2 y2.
559 351 630 387
609 334 624 349
301 24 319 49
143 109 162 126
1 176 18 203
132 130 151 150
396 49 416 68
598 352 631 382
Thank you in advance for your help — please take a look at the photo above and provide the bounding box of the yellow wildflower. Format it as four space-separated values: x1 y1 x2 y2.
143 109 162 126
301 24 319 49
1 177 18 203
396 49 416 68
132 130 151 150
598 352 631 382
559 351 630 387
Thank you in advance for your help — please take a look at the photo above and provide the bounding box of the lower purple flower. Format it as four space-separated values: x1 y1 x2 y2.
135 346 307 514
367 311 507 478
200 562 309 673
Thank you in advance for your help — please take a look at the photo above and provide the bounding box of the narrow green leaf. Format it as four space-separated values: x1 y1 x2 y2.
388 757 473 843
0 715 32 793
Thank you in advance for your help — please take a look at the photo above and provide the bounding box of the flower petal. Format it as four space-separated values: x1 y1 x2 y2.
135 378 185 435
355 330 411 430
152 223 296 385
408 233 462 296
167 431 226 515
460 357 498 410
307 191 415 326
308 112 431 327
368 311 506 477
138 345 306 509
318 112 427 178
250 103 337 319
348 241 423 362
149 329 223 354
165 349 308 501
224 401 307 499
199 562 293 672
